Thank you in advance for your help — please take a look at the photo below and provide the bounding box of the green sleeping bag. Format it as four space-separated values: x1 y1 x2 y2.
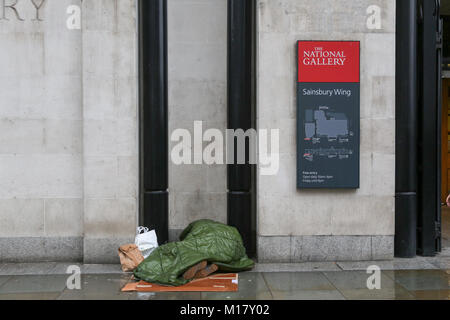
133 220 255 286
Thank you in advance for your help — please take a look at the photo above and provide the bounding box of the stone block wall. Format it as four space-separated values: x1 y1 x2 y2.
257 0 396 262
168 0 228 236
0 0 138 263
0 0 396 263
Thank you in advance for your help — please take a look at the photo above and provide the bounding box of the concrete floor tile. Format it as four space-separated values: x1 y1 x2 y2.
253 262 341 273
0 263 57 276
76 274 133 293
82 264 124 274
201 291 273 301
337 258 438 271
0 275 67 294
57 290 131 300
386 270 450 291
427 257 450 269
411 290 450 300
45 263 126 275
339 288 414 300
129 292 202 300
0 292 60 300
48 263 83 275
324 271 396 290
1 270 450 300
271 290 345 300
202 272 272 300
0 276 11 288
263 272 335 292
440 247 450 257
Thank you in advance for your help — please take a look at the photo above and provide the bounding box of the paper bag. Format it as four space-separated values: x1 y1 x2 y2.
118 244 144 272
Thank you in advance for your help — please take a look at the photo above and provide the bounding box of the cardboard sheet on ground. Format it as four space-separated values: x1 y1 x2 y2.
121 274 238 292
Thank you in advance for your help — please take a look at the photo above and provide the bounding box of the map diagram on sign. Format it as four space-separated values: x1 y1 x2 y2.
303 106 354 162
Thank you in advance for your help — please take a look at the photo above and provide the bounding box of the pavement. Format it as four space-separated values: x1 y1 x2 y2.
0 252 450 300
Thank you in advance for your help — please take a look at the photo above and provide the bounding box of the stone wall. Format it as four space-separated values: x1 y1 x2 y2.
257 0 396 262
0 0 396 263
0 0 226 262
0 0 84 262
0 0 138 263
81 0 138 263
168 0 228 237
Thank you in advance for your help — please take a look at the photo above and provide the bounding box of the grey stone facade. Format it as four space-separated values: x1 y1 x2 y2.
0 0 138 263
168 0 228 230
257 0 396 261
258 236 394 263
0 0 396 263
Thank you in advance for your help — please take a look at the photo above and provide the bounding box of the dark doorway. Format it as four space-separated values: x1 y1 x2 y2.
440 3 450 251
441 78 450 249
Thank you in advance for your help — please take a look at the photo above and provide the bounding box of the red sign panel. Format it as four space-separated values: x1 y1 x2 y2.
298 41 360 83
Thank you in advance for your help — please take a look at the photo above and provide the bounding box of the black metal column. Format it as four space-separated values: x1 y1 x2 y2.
227 0 256 257
395 0 418 258
139 0 169 244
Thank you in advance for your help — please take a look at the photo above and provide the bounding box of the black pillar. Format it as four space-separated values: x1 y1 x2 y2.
227 0 256 257
395 0 418 258
139 0 169 244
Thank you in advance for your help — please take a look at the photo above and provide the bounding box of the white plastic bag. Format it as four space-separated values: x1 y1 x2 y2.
135 227 158 259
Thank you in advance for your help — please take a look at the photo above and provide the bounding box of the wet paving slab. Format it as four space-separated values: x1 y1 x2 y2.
0 292 61 300
201 272 273 300
323 271 397 290
336 258 439 271
131 292 203 301
0 276 11 288
264 272 336 292
0 270 448 300
0 263 58 276
426 257 450 269
252 262 341 273
0 263 127 276
270 289 345 300
57 274 133 300
410 289 450 300
322 271 415 300
338 288 414 300
263 272 345 300
0 275 68 294
384 270 450 291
